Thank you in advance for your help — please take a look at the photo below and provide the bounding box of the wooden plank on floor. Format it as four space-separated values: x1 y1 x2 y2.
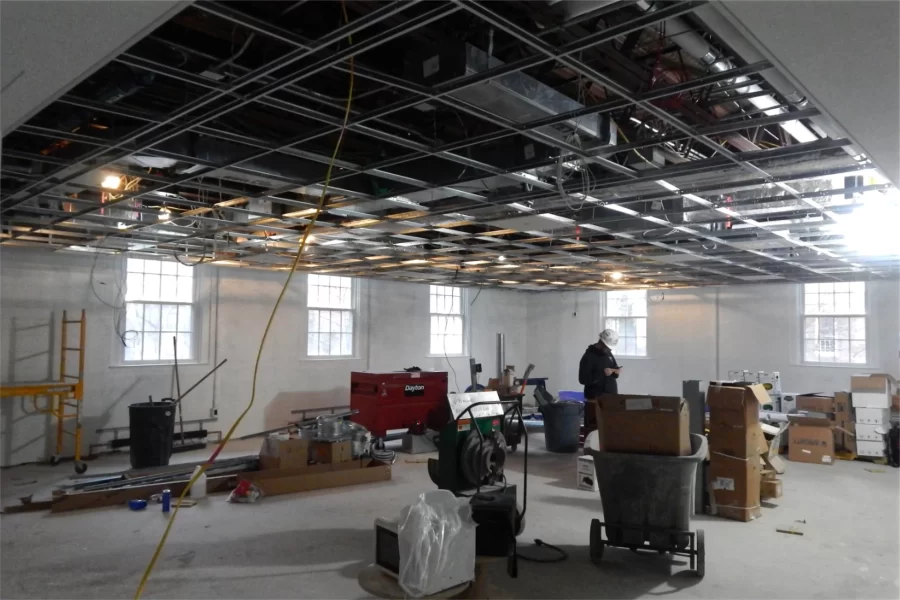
1 500 55 514
51 475 237 513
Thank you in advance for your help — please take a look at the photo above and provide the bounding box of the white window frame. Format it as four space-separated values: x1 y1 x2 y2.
305 274 357 359
428 285 468 357
118 257 202 366
602 289 648 357
802 282 867 365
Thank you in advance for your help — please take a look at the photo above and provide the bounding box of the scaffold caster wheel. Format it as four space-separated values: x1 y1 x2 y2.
695 530 705 579
49 454 61 466
74 461 88 474
590 519 604 564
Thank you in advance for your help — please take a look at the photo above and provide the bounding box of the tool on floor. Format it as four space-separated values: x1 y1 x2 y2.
427 391 527 578
171 338 206 453
236 409 359 440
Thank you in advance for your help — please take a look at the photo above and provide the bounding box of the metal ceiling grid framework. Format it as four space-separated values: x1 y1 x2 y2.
2 0 897 292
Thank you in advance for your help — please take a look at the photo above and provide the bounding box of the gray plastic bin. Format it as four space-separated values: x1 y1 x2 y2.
540 401 584 453
586 433 707 550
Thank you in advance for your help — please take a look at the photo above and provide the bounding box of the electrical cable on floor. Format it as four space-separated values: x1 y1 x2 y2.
132 4 355 598
518 539 569 563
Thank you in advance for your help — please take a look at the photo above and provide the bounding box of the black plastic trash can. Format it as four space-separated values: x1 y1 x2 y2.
540 401 584 453
129 400 176 469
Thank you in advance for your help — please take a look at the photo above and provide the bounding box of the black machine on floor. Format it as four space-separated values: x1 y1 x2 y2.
427 391 527 577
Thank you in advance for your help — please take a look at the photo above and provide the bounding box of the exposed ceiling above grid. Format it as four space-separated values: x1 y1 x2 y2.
1 0 898 291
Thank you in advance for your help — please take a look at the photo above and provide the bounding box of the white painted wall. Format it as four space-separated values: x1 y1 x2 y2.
3 246 897 467
526 281 900 397
0 248 527 466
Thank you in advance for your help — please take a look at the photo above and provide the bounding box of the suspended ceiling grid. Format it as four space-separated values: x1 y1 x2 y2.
1 0 897 291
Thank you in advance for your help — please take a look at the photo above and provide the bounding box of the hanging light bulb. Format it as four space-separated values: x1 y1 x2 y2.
101 174 122 190
158 207 171 221
497 255 507 262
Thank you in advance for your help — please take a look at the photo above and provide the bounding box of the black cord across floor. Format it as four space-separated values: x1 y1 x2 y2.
517 539 569 563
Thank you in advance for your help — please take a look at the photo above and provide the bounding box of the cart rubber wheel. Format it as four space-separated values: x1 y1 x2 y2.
49 454 61 466
590 519 604 564
510 444 518 453
695 530 705 578
74 461 88 475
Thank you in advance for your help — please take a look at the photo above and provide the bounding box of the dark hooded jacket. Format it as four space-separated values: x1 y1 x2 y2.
578 344 619 399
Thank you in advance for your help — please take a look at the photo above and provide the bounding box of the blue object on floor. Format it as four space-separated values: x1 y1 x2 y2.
129 499 147 511
558 390 585 402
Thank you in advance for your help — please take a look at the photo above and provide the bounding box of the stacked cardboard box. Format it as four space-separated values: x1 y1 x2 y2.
707 384 768 522
851 374 897 458
795 392 852 454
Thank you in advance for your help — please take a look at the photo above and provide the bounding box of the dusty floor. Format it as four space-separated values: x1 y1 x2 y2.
1 435 898 599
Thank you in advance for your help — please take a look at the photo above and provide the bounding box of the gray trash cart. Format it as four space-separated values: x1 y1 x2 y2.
585 433 707 577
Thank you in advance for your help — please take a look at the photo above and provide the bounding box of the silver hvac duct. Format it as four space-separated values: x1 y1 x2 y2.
496 333 506 382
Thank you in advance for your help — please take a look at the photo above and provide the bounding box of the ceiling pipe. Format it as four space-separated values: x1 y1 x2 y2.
634 0 818 145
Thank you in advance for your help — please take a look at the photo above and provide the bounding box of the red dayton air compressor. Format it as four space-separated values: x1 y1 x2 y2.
350 371 449 438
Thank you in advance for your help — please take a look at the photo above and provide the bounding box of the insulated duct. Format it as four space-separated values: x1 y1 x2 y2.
633 0 819 145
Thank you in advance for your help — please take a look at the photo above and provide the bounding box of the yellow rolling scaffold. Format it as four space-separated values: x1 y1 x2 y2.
0 310 88 474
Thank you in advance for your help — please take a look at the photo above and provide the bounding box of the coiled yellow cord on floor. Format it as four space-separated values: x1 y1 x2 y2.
133 5 355 598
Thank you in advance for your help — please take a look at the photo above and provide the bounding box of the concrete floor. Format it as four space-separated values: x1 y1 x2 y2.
1 435 898 599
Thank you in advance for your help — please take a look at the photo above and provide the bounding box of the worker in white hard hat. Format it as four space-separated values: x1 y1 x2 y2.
578 329 622 399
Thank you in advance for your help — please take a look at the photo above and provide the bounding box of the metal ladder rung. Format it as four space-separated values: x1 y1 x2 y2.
64 347 82 351
63 374 80 380
63 320 83 324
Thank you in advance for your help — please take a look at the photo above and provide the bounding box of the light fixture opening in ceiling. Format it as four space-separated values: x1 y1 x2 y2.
101 175 122 190
497 255 507 262
609 272 625 281
158 207 171 221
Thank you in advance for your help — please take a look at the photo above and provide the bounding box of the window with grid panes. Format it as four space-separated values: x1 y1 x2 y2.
604 290 648 357
307 274 354 357
124 258 196 362
803 282 866 364
429 285 465 355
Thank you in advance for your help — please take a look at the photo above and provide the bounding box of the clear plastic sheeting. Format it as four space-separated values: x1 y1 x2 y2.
398 490 476 598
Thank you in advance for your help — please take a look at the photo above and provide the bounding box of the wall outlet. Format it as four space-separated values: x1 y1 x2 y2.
210 408 218 418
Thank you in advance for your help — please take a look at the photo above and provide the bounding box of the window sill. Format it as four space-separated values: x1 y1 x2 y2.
799 362 878 370
426 354 470 359
300 355 363 362
111 361 208 369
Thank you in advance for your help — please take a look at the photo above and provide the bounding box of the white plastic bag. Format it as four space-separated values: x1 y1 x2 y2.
398 490 476 597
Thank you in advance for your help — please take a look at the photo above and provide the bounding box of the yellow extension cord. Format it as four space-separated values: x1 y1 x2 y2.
133 5 355 598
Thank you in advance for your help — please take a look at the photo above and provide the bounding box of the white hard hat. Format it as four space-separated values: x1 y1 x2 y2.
599 329 619 347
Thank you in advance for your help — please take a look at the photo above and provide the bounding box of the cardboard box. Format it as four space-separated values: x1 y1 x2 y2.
709 454 761 522
855 423 887 442
841 420 856 453
834 392 852 421
856 439 885 458
245 459 391 496
707 384 768 428
760 478 783 500
709 423 767 459
787 415 835 465
851 374 897 409
597 395 690 456
576 455 598 492
310 440 353 464
796 394 834 415
707 384 768 459
893 395 900 411
259 435 310 470
855 407 891 425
